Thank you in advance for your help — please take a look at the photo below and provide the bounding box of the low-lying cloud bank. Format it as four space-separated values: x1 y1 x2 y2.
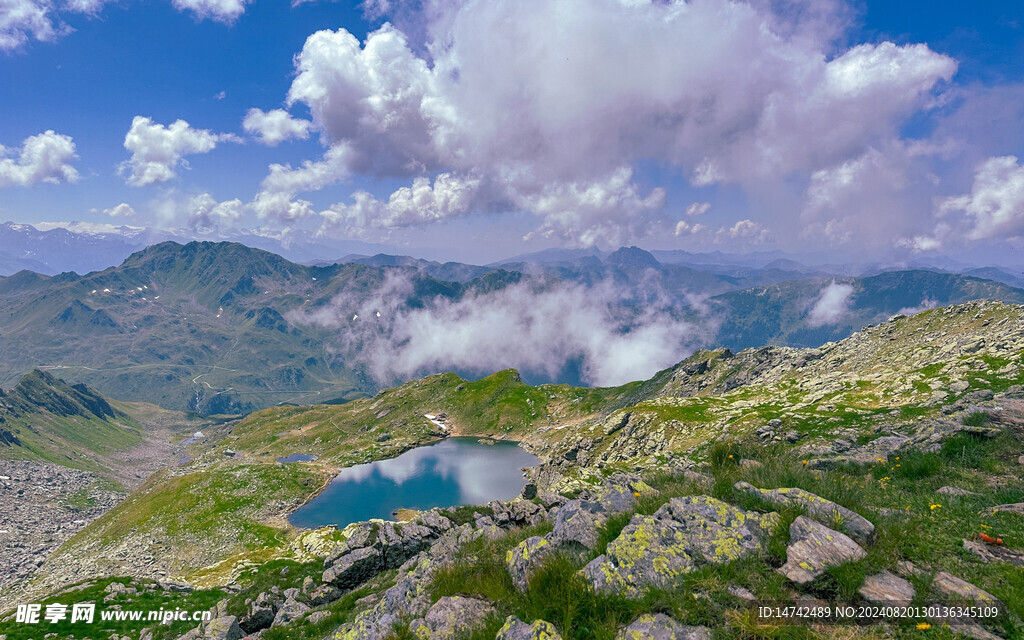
290 273 713 387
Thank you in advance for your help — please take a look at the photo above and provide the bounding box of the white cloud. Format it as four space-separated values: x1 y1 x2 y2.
674 220 708 236
800 146 921 245
250 190 316 221
171 0 248 23
685 202 711 217
287 24 439 175
259 143 353 194
321 172 480 233
103 202 135 217
272 0 956 246
725 219 769 241
290 272 708 387
807 281 855 327
0 0 64 51
120 116 235 186
514 168 666 246
0 129 79 186
242 108 312 146
186 192 244 231
63 0 108 13
251 143 352 222
939 155 1024 242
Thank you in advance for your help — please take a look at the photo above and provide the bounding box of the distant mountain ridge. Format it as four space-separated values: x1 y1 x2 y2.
0 240 1022 415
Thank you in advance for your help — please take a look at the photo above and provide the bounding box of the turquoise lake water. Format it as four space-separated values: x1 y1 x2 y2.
288 437 539 529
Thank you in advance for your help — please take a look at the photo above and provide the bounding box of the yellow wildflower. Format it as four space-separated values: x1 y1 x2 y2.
917 622 931 630
930 504 942 510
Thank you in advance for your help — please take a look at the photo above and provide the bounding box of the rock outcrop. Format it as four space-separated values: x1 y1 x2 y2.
582 496 778 596
734 482 875 545
777 517 866 585
614 613 711 640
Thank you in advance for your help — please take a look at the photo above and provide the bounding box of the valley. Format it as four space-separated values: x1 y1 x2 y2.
1 299 1021 639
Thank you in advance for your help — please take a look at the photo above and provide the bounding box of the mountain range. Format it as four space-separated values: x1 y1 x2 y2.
0 240 1022 414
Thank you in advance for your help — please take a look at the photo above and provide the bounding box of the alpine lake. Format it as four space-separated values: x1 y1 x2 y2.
288 437 540 529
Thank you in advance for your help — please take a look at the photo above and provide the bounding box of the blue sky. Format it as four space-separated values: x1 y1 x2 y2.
1 0 1023 263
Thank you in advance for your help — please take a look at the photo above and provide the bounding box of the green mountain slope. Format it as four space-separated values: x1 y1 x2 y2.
0 370 145 475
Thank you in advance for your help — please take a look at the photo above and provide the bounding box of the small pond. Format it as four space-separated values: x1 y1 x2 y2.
277 453 318 463
288 437 539 529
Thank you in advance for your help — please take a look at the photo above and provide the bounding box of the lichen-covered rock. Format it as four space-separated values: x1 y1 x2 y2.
238 592 277 633
308 583 342 606
858 571 914 605
507 536 556 591
582 496 777 596
734 482 875 546
659 496 780 564
325 521 379 566
896 561 1003 607
588 474 653 514
271 597 309 627
508 499 548 526
581 516 694 596
495 615 564 640
202 616 243 640
414 509 454 533
408 596 494 639
322 546 381 589
548 500 607 551
330 524 480 640
778 517 866 585
614 613 711 640
289 527 341 561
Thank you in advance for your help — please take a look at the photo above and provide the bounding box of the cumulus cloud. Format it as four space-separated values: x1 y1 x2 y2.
250 190 316 222
800 146 924 245
290 272 710 387
0 130 79 186
251 143 353 222
321 172 481 233
186 192 244 231
807 281 855 328
673 220 707 237
899 155 1024 252
270 0 956 246
120 116 236 186
171 0 248 23
685 202 711 217
242 108 312 146
939 156 1024 241
514 168 666 246
103 202 135 217
0 0 65 51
